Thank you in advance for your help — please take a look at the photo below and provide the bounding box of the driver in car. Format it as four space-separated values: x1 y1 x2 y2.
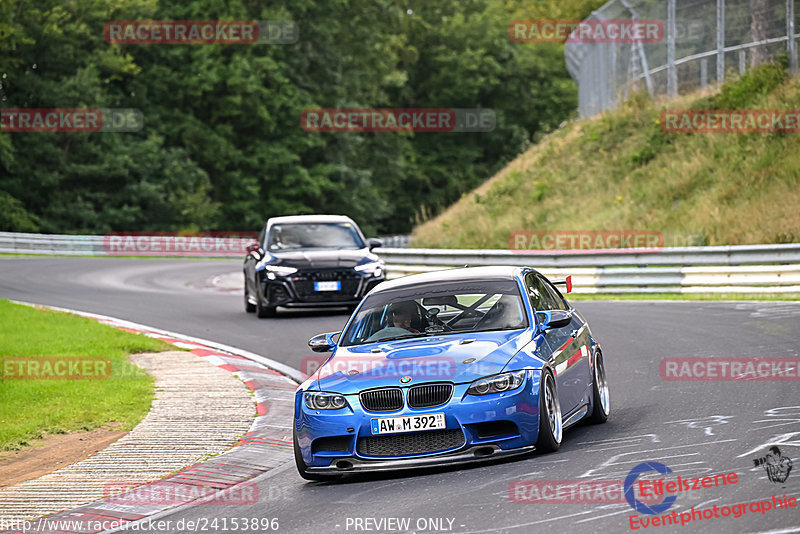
390 301 421 333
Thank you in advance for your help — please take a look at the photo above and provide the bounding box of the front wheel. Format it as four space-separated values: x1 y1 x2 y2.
244 282 256 313
256 293 276 318
535 371 562 453
587 350 610 424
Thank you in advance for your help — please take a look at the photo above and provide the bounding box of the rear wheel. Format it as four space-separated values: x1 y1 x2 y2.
293 428 340 481
535 371 562 453
587 350 610 424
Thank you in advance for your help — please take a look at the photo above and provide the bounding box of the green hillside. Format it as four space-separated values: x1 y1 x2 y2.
412 62 800 249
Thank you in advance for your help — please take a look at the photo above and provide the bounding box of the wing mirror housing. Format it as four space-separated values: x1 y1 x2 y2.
536 310 572 330
367 238 383 251
308 331 341 353
246 243 263 259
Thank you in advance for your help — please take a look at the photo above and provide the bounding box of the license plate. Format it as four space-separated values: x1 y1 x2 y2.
370 413 446 435
314 281 341 291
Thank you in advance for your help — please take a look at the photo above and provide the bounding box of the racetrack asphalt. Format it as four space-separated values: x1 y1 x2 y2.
1 257 799 534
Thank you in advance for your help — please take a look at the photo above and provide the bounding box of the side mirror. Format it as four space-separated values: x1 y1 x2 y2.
246 243 263 259
367 238 383 251
308 331 341 353
536 310 572 330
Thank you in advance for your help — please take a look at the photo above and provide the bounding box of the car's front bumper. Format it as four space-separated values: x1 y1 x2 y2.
260 271 383 307
306 444 535 474
295 370 543 473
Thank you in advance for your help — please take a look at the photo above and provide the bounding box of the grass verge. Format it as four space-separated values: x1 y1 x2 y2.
412 61 800 249
0 299 173 451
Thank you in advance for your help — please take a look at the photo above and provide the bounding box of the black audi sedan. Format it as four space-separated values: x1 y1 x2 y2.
244 215 386 317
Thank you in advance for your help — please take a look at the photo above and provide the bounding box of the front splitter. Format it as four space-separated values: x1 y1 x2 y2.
306 444 536 474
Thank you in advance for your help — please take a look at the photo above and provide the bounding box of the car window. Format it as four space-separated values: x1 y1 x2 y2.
525 273 567 311
340 279 528 346
266 222 364 251
525 273 543 310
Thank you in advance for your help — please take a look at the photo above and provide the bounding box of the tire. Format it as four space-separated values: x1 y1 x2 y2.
293 428 340 481
535 371 562 453
244 282 256 313
587 350 610 424
256 293 276 318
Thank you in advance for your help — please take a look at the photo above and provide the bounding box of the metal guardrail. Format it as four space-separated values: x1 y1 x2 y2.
1 232 799 294
375 235 411 248
376 245 800 294
0 232 109 255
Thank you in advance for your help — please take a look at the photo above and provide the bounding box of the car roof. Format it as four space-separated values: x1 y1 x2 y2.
371 266 526 293
266 214 356 225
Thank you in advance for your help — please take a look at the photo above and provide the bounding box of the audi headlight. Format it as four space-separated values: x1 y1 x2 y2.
304 392 348 410
354 261 383 277
467 371 526 396
262 265 298 278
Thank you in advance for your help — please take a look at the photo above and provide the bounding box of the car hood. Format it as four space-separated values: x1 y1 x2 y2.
313 330 535 394
264 248 376 270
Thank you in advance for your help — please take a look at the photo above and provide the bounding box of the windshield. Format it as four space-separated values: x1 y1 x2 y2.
340 279 529 346
266 222 364 251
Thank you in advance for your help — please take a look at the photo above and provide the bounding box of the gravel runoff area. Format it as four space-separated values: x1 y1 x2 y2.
0 350 254 525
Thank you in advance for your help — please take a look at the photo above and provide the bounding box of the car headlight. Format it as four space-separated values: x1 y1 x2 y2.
354 261 383 277
261 265 298 279
304 392 348 410
467 371 526 396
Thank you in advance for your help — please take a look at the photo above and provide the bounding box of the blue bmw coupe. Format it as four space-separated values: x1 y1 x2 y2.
293 266 610 480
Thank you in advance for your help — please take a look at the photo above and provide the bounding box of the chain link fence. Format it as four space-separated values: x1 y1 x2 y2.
566 0 799 117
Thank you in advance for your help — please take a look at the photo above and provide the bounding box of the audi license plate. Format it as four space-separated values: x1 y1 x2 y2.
314 281 341 291
371 413 445 435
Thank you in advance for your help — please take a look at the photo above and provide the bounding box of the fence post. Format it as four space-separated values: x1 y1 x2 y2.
667 0 677 98
789 0 798 75
739 49 746 74
701 58 708 87
610 41 618 107
620 0 654 95
717 0 725 82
